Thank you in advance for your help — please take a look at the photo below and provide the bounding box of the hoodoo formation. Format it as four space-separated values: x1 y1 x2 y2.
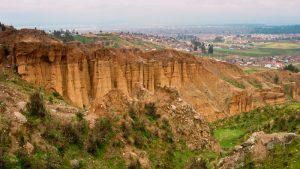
1 29 300 121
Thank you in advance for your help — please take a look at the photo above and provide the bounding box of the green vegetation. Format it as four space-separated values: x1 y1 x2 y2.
74 35 96 44
26 91 48 118
0 71 125 169
87 117 114 155
214 42 300 57
124 106 217 169
52 30 75 42
0 101 6 113
0 73 216 169
213 129 245 149
0 71 35 94
259 139 300 169
248 79 263 89
99 33 163 49
144 103 160 121
212 103 300 137
273 75 279 84
244 69 258 74
223 77 245 89
284 64 299 73
284 85 293 99
1 69 299 168
73 33 163 50
0 22 7 31
211 102 300 168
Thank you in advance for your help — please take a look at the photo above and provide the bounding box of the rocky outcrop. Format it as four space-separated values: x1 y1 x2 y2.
89 86 219 151
1 29 300 121
216 131 298 169
228 87 286 116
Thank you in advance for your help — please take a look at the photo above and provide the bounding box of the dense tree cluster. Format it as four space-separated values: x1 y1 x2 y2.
191 39 214 55
191 39 206 53
52 29 76 42
0 22 6 31
283 64 299 73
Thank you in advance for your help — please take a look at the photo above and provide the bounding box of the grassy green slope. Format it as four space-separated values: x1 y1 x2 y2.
74 33 163 50
210 103 300 168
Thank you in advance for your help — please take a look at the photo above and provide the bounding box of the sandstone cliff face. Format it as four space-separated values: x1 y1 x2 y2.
2 29 300 121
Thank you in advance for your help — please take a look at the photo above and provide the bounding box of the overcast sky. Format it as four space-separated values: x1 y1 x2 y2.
1 0 300 28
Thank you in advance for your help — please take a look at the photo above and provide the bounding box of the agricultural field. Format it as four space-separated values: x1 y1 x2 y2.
214 42 300 57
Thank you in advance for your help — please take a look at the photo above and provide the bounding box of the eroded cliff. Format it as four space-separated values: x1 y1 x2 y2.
1 29 300 121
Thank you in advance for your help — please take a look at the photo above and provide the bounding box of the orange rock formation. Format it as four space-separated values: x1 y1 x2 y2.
1 29 300 121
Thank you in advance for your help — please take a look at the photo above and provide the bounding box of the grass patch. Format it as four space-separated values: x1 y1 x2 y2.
213 129 246 149
284 84 293 99
248 79 263 89
74 35 97 44
244 69 258 74
211 102 300 150
223 77 245 89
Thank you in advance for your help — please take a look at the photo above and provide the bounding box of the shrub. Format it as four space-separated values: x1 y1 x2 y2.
273 75 279 84
86 117 114 155
1 154 21 169
129 106 138 121
0 117 11 168
76 111 84 121
162 119 173 143
62 122 87 147
187 158 208 169
27 91 47 118
43 118 88 152
17 149 62 169
144 103 160 121
52 91 63 100
128 159 142 169
243 153 255 169
0 101 6 113
49 96 54 104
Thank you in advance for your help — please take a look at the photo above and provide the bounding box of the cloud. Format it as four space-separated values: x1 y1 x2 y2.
0 0 299 27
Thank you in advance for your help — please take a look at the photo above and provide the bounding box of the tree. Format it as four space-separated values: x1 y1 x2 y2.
0 22 6 31
208 44 214 55
52 29 75 42
201 43 206 54
193 45 198 51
